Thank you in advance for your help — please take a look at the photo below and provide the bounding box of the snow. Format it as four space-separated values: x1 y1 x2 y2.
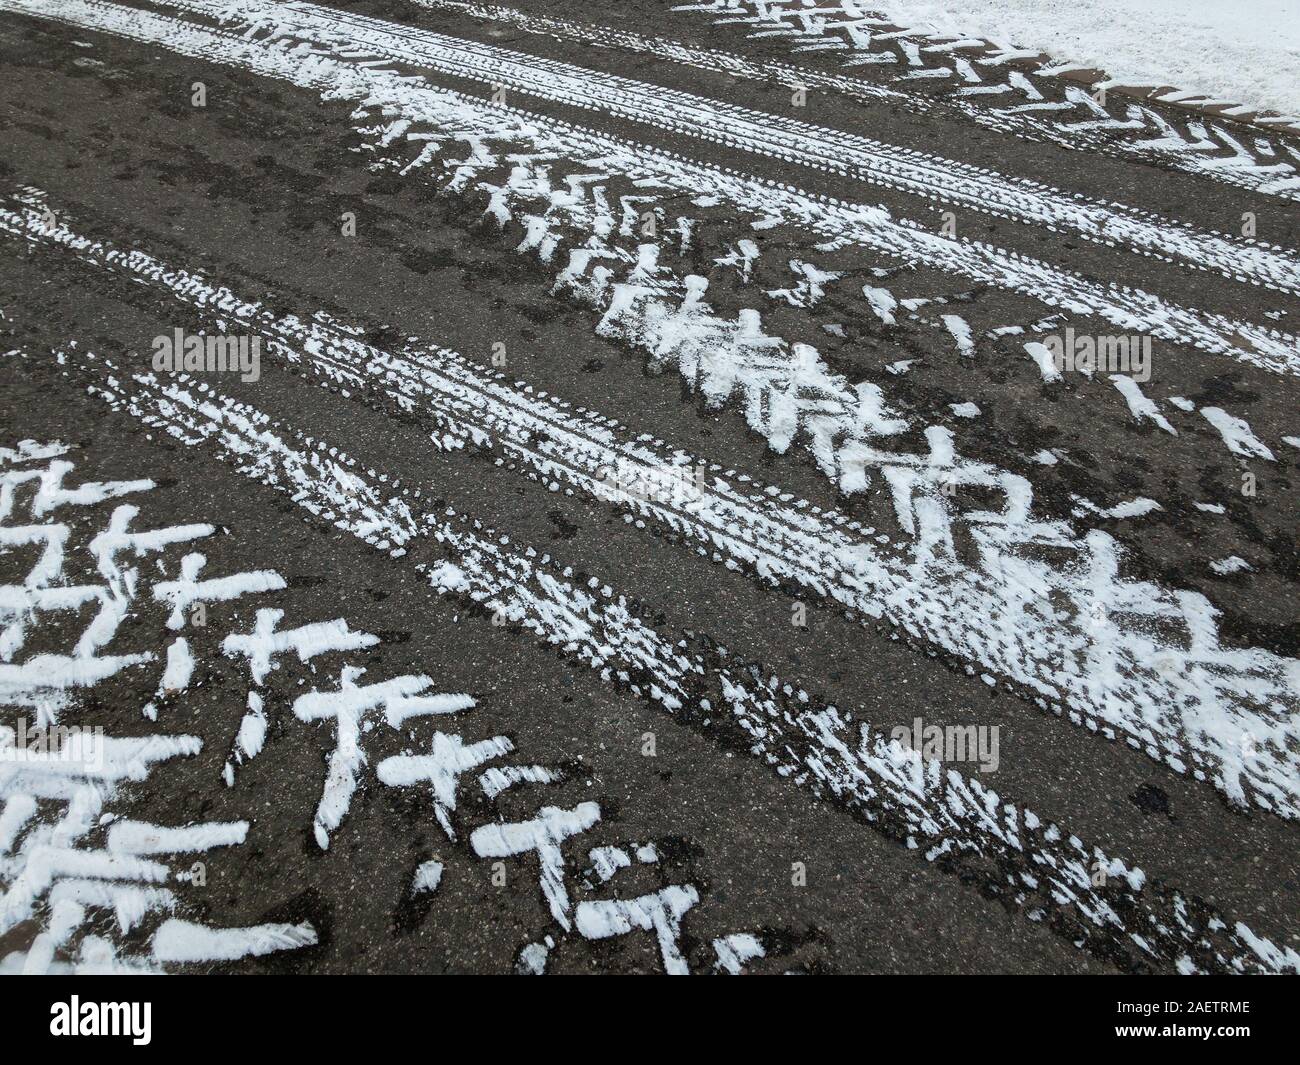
158 637 194 694
574 885 699 974
1200 406 1276 460
516 941 550 974
107 820 248 854
470 803 603 930
941 314 974 357
15 168 1300 833
713 932 766 974
1024 341 1061 383
151 919 319 963
863 285 898 325
479 764 561 798
292 667 476 849
586 845 631 883
381 732 515 839
227 690 267 785
152 553 285 630
30 462 152 519
869 0 1300 118
1103 497 1161 519
411 860 444 894
1111 375 1176 436
0 793 37 852
221 609 378 686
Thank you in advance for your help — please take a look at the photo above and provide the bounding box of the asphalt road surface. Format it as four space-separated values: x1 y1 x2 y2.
1 0 1298 975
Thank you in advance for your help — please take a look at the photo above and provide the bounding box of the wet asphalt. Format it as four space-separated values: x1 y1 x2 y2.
0 0 1297 973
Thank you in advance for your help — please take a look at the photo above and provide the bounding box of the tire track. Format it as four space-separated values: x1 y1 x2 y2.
160 0 1300 297
18 339 1295 975
668 0 1300 198
4 0 1298 375
7 0 1298 546
5 188 1298 823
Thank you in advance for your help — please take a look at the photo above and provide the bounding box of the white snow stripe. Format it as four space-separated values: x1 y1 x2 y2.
156 0 1300 297
0 733 203 800
942 314 975 357
426 1 1300 196
106 819 249 854
48 880 177 934
430 0 910 106
330 0 1300 291
0 794 38 854
151 555 286 630
0 694 313 972
150 918 319 962
713 930 765 973
1200 407 1277 461
0 440 73 468
574 884 698 974
1111 375 1177 435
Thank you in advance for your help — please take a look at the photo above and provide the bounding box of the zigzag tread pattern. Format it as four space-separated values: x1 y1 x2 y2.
668 0 1300 199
